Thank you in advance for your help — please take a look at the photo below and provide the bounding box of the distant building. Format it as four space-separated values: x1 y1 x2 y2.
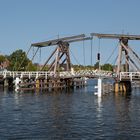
0 58 9 70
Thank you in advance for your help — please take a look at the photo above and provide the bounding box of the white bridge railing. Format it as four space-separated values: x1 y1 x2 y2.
74 70 114 78
1 71 140 81
0 71 55 79
120 72 140 81
0 70 114 79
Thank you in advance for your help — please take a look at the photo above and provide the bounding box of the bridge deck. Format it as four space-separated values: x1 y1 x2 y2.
120 72 140 81
0 70 114 79
1 71 140 82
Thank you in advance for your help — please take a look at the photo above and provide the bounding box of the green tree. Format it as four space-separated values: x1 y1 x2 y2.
0 55 6 63
94 62 99 69
7 49 34 71
26 61 37 71
101 63 113 71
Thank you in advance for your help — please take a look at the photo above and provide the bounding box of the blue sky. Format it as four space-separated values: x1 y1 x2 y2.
0 0 140 65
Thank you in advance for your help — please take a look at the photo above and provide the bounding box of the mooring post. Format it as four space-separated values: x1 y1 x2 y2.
14 77 21 92
114 82 119 93
94 78 102 97
36 79 40 89
98 78 102 97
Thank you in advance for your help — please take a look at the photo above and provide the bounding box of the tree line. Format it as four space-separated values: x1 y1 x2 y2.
0 49 113 71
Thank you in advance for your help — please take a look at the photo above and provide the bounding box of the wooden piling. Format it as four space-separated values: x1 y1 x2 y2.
114 80 131 93
114 82 119 93
36 79 40 89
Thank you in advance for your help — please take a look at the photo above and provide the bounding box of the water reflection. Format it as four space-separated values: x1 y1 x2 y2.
0 80 140 139
14 93 20 105
114 92 134 138
96 97 102 118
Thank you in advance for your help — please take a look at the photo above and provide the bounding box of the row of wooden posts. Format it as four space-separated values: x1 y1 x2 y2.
114 81 132 93
0 77 87 91
0 76 132 94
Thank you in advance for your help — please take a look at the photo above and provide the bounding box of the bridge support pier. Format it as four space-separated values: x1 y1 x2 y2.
3 78 14 90
114 80 131 93
4 79 9 87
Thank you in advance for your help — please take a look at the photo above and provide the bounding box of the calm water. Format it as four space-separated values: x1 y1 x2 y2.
0 79 140 139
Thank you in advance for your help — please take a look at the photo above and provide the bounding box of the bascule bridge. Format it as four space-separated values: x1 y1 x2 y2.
31 34 91 74
91 33 140 92
1 33 140 93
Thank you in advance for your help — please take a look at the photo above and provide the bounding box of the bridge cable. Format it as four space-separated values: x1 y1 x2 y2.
128 56 140 71
90 37 93 66
104 44 118 64
26 47 39 71
70 49 81 66
127 45 140 66
83 39 85 66
17 45 32 71
113 55 118 66
39 48 42 71
98 38 101 54
97 38 101 70
12 57 18 71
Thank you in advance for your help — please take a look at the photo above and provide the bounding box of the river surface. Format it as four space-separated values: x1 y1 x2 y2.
0 79 140 139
